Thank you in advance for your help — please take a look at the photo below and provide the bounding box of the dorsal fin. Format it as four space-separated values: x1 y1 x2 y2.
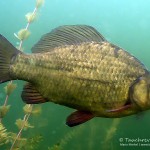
31 25 106 53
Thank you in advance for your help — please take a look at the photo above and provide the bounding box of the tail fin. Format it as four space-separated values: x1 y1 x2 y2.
0 34 21 83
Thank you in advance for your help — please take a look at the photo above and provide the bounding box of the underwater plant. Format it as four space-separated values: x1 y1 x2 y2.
0 82 16 122
0 0 44 149
0 122 10 146
10 1 45 149
24 134 43 150
48 125 84 150
10 110 42 150
102 118 121 149
14 0 45 51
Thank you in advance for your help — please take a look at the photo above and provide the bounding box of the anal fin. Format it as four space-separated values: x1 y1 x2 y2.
21 83 48 104
66 111 94 127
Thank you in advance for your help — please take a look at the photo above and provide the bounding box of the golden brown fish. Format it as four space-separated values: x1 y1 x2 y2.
0 25 150 127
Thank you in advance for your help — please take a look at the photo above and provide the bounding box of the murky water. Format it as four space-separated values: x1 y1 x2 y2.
0 0 150 149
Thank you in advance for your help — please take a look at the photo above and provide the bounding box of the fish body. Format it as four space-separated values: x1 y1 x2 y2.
0 25 150 127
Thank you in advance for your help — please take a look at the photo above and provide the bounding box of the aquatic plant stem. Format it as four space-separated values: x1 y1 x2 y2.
18 40 23 51
3 95 9 107
10 104 33 150
9 2 44 149
18 7 37 50
0 2 37 123
0 80 13 123
13 7 38 147
103 119 121 149
0 96 8 123
3 80 13 106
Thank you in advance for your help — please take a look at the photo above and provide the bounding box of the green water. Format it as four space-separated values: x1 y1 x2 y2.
0 0 150 149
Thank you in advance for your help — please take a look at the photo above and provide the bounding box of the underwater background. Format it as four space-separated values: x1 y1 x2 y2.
0 0 150 149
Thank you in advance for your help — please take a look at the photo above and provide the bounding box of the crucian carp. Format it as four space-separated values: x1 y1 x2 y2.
0 25 150 127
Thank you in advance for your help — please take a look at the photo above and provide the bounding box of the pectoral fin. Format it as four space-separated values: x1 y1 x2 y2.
106 104 132 113
66 111 94 127
21 83 48 104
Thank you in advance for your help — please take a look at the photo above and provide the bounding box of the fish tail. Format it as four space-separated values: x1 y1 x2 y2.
0 34 21 83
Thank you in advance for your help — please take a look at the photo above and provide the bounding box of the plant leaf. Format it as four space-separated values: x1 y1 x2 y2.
32 106 42 115
23 105 33 114
0 123 9 146
0 105 11 118
4 82 17 96
36 0 45 8
26 12 36 23
17 29 30 41
15 119 34 130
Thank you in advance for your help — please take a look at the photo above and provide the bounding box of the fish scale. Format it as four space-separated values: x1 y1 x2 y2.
11 42 145 114
0 25 149 127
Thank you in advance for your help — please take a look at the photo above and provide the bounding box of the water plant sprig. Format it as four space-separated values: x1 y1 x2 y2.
0 0 44 123
0 123 10 146
0 1 44 149
14 0 45 51
102 118 121 149
0 81 16 122
10 105 33 150
48 126 84 150
9 0 44 149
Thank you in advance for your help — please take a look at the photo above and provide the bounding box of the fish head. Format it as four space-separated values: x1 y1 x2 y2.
130 74 150 110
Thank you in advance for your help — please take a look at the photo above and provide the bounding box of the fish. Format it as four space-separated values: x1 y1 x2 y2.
0 25 150 127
